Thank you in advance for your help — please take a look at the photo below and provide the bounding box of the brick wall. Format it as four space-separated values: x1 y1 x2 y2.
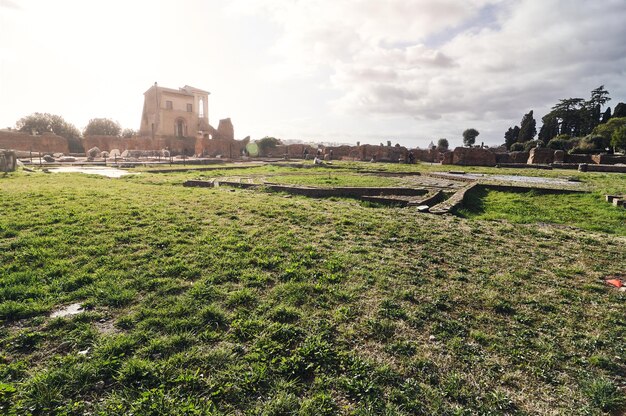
84 135 197 155
527 148 555 164
451 147 497 166
591 154 626 164
0 131 69 154
194 136 249 158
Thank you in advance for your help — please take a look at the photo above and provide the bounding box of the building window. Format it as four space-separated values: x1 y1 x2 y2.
199 98 204 118
175 119 186 137
187 103 193 112
166 100 173 110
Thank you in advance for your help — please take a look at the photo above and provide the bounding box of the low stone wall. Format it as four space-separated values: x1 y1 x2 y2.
83 135 197 156
591 154 626 164
564 154 594 164
451 147 496 166
579 164 626 173
495 151 530 164
0 131 69 154
273 144 318 159
184 180 428 198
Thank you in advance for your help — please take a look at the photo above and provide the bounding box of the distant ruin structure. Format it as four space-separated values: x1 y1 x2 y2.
83 83 246 156
139 84 211 140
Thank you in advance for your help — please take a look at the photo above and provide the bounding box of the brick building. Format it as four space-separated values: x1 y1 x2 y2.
139 84 211 139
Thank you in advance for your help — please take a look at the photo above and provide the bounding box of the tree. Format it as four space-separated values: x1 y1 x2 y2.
436 138 449 151
539 87 612 140
611 125 626 152
83 118 121 137
613 102 626 118
589 85 611 108
538 115 559 143
547 134 573 151
122 128 136 138
15 112 83 153
551 98 587 137
593 117 626 147
256 136 282 156
504 126 520 149
462 129 479 147
601 107 611 124
517 110 536 143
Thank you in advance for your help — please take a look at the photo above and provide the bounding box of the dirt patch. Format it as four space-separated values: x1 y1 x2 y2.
48 166 138 178
50 303 84 318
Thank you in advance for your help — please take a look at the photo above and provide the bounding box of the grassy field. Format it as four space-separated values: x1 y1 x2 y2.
1 163 625 415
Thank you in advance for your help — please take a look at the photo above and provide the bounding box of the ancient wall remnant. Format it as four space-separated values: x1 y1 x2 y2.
451 147 497 166
214 118 235 141
83 135 197 156
0 149 17 172
194 135 249 158
591 154 626 165
527 148 555 164
0 131 69 154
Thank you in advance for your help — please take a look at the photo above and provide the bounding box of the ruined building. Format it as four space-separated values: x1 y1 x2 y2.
139 84 210 139
81 83 246 156
138 83 235 142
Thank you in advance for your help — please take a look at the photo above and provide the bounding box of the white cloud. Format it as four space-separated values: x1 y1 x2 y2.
1 0 625 147
232 0 626 145
0 0 20 9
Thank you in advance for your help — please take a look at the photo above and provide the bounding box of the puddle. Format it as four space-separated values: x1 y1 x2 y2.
436 172 579 186
50 303 84 318
48 166 137 178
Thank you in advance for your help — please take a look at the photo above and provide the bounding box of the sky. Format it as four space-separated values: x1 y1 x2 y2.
1 0 625 148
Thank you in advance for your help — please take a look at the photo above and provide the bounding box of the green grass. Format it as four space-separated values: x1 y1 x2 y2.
1 164 625 415
263 173 404 187
457 188 626 236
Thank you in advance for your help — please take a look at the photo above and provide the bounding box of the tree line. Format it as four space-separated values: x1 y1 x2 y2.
503 86 626 153
12 113 136 153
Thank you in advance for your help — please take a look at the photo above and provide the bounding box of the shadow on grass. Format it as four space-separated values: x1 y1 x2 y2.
454 186 488 217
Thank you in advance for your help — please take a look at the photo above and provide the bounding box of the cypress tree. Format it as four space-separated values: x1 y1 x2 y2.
518 110 537 143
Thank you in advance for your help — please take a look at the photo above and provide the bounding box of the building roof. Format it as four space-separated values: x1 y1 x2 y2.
181 85 210 95
144 84 210 96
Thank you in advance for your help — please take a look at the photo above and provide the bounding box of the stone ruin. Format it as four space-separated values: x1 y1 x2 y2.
0 149 17 172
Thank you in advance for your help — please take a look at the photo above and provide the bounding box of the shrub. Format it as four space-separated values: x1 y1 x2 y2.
569 146 599 154
510 143 525 151
524 140 539 151
548 134 578 150
581 134 607 150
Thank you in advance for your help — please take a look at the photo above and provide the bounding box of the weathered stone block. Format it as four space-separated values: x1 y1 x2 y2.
0 150 17 172
527 147 555 164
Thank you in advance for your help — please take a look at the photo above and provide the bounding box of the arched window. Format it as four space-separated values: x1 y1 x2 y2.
175 119 187 137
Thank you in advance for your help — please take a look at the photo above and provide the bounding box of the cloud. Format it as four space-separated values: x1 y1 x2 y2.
233 0 626 143
0 0 20 9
